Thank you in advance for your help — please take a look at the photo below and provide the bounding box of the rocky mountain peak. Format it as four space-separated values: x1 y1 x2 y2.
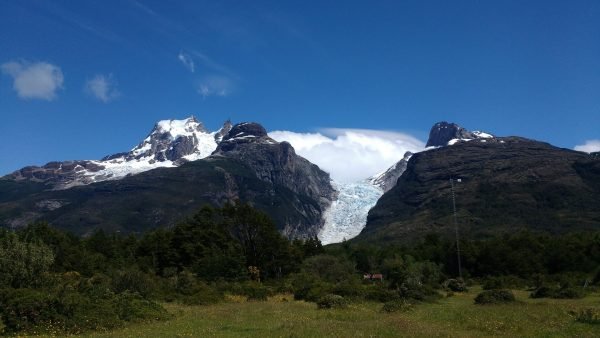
223 122 269 140
426 121 494 147
216 122 279 153
152 116 208 136
369 151 413 193
212 121 336 237
8 116 233 190
215 120 233 142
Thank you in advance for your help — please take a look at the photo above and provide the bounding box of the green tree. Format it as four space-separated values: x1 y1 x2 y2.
0 232 54 288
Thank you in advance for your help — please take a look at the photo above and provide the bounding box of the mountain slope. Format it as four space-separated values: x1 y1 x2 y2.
359 134 600 244
0 122 335 238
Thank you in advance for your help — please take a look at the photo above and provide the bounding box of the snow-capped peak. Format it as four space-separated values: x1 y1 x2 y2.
32 116 233 190
153 116 207 140
127 116 216 162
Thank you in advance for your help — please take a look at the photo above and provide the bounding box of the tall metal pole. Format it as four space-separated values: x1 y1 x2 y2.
450 178 462 279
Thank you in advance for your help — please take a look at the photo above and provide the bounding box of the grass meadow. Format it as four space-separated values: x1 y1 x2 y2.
29 287 600 337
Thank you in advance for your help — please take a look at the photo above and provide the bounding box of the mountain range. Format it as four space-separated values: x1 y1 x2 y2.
1 118 598 243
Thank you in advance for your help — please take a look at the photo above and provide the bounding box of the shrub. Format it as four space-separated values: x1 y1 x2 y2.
555 287 585 299
482 276 526 290
0 285 169 335
290 272 332 302
443 278 468 292
316 294 348 309
530 286 585 299
398 283 441 302
332 279 366 299
381 299 413 313
0 288 57 333
111 269 157 298
364 285 399 302
181 282 223 305
113 291 170 322
474 290 515 305
530 286 554 298
243 282 270 301
571 308 600 325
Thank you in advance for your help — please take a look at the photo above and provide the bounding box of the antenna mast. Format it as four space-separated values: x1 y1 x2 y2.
450 178 463 279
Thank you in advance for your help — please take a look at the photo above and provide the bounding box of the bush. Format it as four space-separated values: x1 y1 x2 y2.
530 286 585 299
443 278 468 292
474 290 516 305
398 283 441 302
0 288 57 333
242 282 270 301
111 269 157 298
316 294 348 309
482 276 526 290
181 282 223 305
381 299 413 313
555 287 585 299
0 285 169 335
114 291 170 322
290 272 332 302
571 308 600 325
332 279 366 299
530 286 554 298
364 285 399 302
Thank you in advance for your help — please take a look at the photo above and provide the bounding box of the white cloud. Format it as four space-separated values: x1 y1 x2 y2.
1 60 64 100
197 75 234 98
269 128 425 183
177 51 195 72
574 140 600 153
84 74 120 103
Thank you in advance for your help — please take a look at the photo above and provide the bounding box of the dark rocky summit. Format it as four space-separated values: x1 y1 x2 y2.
426 121 493 147
212 122 336 237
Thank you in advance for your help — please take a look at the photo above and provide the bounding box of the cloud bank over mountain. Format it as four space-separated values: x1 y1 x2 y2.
269 128 424 183
575 140 600 153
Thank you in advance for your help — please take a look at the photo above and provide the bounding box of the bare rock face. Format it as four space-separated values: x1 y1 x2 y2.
8 161 105 187
213 122 337 237
369 152 413 193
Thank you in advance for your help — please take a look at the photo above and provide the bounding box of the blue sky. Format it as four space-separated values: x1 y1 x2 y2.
1 0 599 175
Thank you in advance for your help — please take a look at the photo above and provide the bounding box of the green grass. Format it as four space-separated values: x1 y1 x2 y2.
32 288 600 337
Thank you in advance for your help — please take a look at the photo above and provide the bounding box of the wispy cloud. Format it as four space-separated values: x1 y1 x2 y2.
177 51 195 72
84 74 120 103
189 50 238 79
1 60 64 100
574 140 600 153
269 129 425 183
197 75 235 98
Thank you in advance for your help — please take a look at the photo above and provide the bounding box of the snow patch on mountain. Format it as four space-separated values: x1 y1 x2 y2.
318 180 383 244
41 116 233 189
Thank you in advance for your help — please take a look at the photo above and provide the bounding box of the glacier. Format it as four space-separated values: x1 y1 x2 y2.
318 180 383 245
